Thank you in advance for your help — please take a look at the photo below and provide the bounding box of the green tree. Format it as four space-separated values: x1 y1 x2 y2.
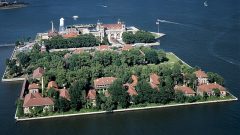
47 88 59 100
157 50 168 62
16 52 31 68
175 91 186 103
108 79 130 108
55 97 71 112
203 92 208 100
69 80 87 110
144 49 159 64
207 72 224 85
9 65 22 76
135 80 155 104
213 88 220 97
16 99 24 117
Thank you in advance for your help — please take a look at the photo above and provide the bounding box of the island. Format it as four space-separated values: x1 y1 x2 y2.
2 18 237 121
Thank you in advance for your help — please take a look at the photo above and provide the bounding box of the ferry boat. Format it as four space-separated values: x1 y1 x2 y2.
0 0 28 10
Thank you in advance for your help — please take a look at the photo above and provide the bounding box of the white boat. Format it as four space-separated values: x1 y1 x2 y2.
204 1 208 7
73 16 79 20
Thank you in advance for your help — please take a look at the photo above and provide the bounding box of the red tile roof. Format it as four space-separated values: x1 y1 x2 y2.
23 93 54 107
47 81 58 89
174 85 196 94
96 45 110 51
28 83 40 90
102 24 123 30
87 89 97 100
94 77 117 87
131 75 138 87
198 83 226 93
124 83 138 96
32 67 44 78
62 32 78 38
59 88 70 100
195 70 208 78
122 44 133 51
150 73 160 85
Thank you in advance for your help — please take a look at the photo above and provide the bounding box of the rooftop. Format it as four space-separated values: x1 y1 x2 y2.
28 83 40 90
23 93 54 107
102 24 124 30
195 70 208 78
94 77 117 87
174 85 196 94
198 83 226 92
59 88 70 100
124 83 138 96
131 75 138 87
47 81 58 89
32 67 44 78
86 89 97 100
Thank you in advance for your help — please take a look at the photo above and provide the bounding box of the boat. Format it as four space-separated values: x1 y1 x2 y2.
0 0 28 10
73 15 79 20
204 1 208 7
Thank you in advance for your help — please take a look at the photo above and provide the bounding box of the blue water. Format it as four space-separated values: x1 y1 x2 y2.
0 0 240 135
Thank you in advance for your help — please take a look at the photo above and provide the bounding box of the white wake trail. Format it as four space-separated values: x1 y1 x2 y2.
157 19 190 27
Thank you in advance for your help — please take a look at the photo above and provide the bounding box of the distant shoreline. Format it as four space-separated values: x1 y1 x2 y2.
15 95 238 122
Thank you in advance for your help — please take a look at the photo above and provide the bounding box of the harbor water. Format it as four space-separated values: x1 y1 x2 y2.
0 0 239 134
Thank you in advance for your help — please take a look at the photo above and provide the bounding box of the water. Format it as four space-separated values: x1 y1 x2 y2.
0 0 240 134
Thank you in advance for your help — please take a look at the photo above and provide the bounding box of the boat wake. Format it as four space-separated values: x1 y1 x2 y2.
208 32 240 66
97 5 108 8
157 19 190 27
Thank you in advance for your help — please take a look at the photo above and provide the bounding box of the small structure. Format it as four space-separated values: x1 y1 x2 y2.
121 44 133 51
47 81 58 90
150 73 160 90
195 70 208 85
123 75 138 98
130 75 138 87
32 67 44 79
174 85 196 97
94 77 117 90
96 45 111 51
40 45 46 53
124 83 138 96
86 89 97 106
59 88 70 101
197 83 227 97
96 20 126 43
23 93 54 114
28 83 40 94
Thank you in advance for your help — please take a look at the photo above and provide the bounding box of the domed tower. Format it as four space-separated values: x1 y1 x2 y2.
96 20 101 31
59 18 65 33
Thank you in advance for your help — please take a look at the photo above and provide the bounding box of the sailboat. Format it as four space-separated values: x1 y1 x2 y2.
204 1 208 7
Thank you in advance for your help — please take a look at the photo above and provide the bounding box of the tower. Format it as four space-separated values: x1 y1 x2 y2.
50 21 54 32
59 18 65 32
117 19 121 24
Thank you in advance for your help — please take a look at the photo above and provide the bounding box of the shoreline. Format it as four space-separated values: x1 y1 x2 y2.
15 96 238 122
